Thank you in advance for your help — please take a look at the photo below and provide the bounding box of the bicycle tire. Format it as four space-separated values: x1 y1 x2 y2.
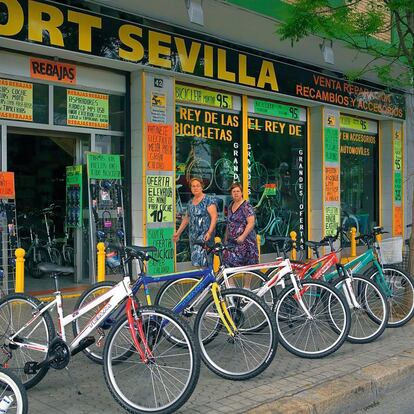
186 158 213 191
72 281 117 364
0 367 28 414
103 305 200 414
364 265 414 327
332 275 389 344
275 280 350 358
194 288 277 380
0 294 55 389
250 162 268 193
214 158 234 192
48 247 62 266
63 246 75 266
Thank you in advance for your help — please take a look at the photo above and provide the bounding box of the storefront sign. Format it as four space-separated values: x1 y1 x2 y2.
0 79 33 121
248 117 303 136
87 153 122 179
30 57 76 84
176 85 234 109
325 206 340 236
0 0 405 119
146 227 174 275
324 128 339 163
0 172 15 199
147 123 173 170
340 131 376 157
146 175 173 223
325 167 339 202
67 89 109 129
253 100 304 121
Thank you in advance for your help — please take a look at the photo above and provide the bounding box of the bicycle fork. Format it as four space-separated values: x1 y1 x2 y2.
210 283 237 337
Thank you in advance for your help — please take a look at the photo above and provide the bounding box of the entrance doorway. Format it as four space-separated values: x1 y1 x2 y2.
7 132 87 293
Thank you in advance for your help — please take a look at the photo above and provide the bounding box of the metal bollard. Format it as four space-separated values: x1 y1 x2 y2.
256 234 261 261
290 231 297 261
97 242 106 282
15 248 25 293
213 236 221 273
350 227 357 257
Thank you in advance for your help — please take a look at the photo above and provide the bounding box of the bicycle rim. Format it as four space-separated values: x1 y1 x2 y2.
0 369 28 414
104 307 198 413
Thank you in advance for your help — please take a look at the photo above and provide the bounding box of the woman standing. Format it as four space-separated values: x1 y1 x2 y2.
224 182 259 268
173 177 217 267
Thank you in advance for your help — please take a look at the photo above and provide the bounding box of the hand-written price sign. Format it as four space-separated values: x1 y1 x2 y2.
0 79 33 121
394 206 402 236
66 165 83 185
176 85 233 109
324 128 339 163
0 172 15 199
67 89 109 129
325 167 339 202
394 138 402 171
146 227 174 275
254 99 304 121
147 123 173 170
394 171 402 202
87 153 121 179
325 206 340 236
147 175 173 223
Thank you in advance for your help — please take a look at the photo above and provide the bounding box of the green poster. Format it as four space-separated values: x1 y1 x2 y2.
394 171 402 202
66 165 83 228
254 99 303 121
147 227 174 275
87 153 121 179
146 175 173 223
324 128 339 163
325 206 340 236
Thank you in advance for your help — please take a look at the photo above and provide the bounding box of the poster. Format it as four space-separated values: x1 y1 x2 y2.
394 206 402 236
150 92 167 123
87 153 121 179
0 172 15 199
394 171 402 202
325 167 339 202
324 127 339 163
66 166 82 228
67 89 109 129
147 123 173 170
146 175 173 223
325 206 340 236
176 84 234 109
0 79 33 121
146 227 174 275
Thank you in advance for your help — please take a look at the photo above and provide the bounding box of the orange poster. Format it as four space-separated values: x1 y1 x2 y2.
147 123 173 171
30 58 76 84
0 172 15 199
393 205 402 236
325 166 339 202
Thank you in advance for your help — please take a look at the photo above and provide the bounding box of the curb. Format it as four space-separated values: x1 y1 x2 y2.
244 347 414 414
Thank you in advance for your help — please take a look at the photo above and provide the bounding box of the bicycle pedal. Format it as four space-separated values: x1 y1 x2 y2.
71 336 95 356
24 361 39 375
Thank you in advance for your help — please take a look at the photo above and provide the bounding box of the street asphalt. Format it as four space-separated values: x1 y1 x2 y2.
19 293 414 414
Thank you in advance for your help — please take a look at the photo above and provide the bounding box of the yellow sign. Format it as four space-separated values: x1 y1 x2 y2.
146 175 173 223
151 93 166 107
176 85 233 109
0 79 33 121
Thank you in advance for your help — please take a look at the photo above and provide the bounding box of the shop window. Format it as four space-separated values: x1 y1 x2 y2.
175 85 242 262
54 87 125 131
340 115 379 238
247 99 307 254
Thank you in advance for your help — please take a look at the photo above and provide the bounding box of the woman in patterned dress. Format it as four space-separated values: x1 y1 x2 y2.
223 183 259 285
173 177 217 267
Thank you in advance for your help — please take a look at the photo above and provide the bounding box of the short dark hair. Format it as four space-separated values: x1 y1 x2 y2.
189 177 204 189
229 182 243 192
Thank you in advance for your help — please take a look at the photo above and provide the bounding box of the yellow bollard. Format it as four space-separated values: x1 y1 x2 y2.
97 242 106 282
350 227 357 257
213 236 221 273
256 234 261 261
290 231 297 261
15 248 25 293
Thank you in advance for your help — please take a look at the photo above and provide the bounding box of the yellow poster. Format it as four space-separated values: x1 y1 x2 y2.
176 85 233 109
0 79 33 121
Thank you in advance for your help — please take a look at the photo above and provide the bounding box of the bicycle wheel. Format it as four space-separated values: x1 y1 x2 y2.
365 265 414 327
48 247 62 265
186 158 213 191
194 288 277 380
250 162 268 193
103 305 200 414
63 246 75 266
72 281 117 364
333 275 389 344
0 294 55 389
275 280 350 358
214 158 234 192
0 368 28 414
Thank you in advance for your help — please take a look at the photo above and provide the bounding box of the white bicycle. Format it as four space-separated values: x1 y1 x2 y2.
0 368 28 414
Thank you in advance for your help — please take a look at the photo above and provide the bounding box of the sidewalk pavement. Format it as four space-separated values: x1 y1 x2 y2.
26 295 414 414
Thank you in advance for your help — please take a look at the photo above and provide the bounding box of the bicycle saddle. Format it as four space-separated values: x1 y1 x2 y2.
37 263 74 274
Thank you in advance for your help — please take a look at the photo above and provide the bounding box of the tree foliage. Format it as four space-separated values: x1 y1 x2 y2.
278 0 414 87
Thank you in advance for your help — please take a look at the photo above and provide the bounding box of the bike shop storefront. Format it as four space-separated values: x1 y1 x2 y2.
0 53 126 292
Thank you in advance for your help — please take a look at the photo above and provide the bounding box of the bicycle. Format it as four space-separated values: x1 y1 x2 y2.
73 243 278 380
0 250 200 414
0 368 28 414
214 152 234 192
